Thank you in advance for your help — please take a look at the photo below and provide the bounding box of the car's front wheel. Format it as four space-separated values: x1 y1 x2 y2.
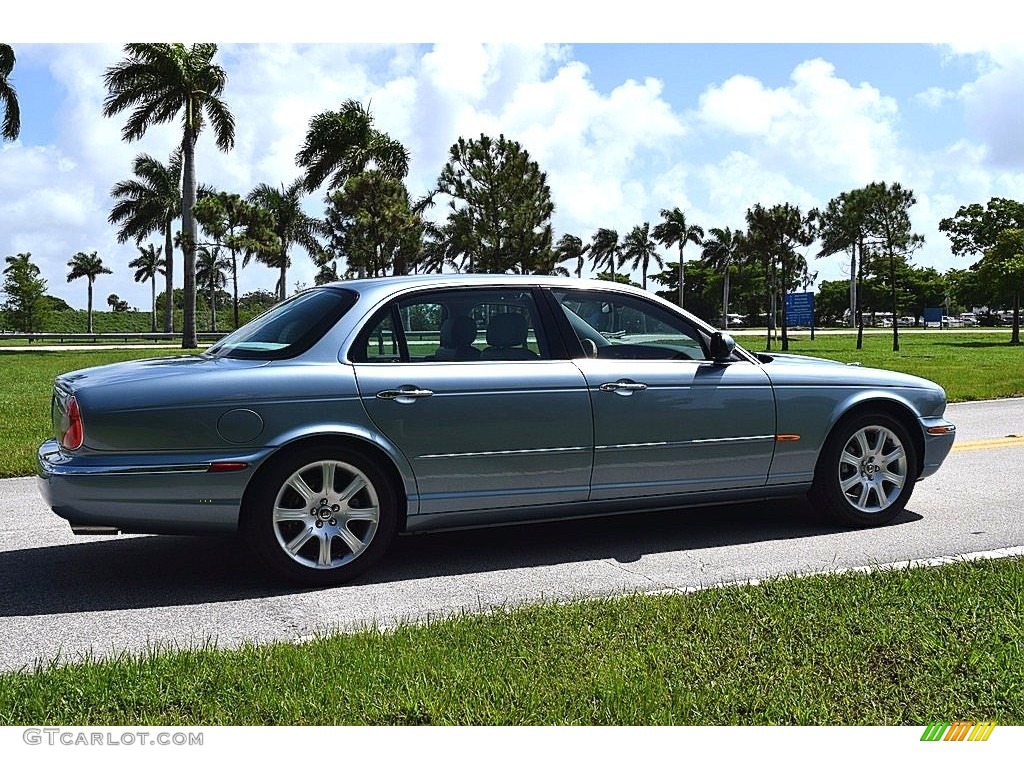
244 446 398 586
810 413 918 526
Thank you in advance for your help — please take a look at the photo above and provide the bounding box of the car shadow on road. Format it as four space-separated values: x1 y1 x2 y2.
0 498 922 617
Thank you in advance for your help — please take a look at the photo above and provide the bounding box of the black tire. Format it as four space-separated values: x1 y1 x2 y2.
242 445 398 586
810 412 918 527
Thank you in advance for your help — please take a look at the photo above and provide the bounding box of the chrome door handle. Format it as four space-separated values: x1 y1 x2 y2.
599 380 648 393
376 387 434 401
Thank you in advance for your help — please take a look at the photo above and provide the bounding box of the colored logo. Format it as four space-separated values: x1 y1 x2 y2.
921 721 996 741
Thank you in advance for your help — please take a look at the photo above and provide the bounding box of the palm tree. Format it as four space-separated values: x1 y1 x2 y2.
554 234 590 278
103 43 235 349
128 244 166 332
67 251 112 333
248 179 324 300
622 223 663 290
296 99 410 193
195 246 230 332
109 150 182 333
590 228 621 281
1 44 20 142
652 207 704 309
701 226 741 327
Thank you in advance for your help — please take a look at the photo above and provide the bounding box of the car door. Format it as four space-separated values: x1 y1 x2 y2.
551 287 777 500
350 286 594 516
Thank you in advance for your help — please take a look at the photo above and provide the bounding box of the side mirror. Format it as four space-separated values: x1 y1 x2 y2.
709 332 736 363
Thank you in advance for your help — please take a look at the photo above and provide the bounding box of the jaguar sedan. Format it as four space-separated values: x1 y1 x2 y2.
38 275 956 585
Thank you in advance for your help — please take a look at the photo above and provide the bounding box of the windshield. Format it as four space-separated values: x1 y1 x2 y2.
204 287 357 360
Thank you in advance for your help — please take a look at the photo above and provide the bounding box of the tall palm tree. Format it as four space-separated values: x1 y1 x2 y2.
590 228 621 281
128 244 166 332
622 223 663 290
109 150 182 333
0 44 20 142
195 246 230 332
554 234 591 278
296 99 410 193
652 207 704 309
248 179 324 300
67 251 112 333
701 226 741 327
103 43 235 349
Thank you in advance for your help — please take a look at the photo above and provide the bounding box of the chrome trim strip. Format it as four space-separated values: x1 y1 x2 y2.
418 446 590 460
596 435 776 450
41 462 211 477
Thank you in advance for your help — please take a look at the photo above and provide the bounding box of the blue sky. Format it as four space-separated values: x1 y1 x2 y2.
3 7 1024 310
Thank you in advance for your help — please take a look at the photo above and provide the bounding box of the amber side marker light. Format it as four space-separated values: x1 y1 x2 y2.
926 425 956 435
61 396 84 450
208 462 249 472
776 434 801 442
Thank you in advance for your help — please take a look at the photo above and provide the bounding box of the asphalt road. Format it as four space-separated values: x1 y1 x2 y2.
1 398 1022 672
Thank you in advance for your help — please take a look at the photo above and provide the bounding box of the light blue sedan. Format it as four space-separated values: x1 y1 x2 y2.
38 275 956 585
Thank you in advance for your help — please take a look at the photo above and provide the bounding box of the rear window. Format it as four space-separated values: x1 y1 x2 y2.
204 288 357 360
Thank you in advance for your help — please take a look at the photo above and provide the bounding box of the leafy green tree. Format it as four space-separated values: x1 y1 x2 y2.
743 203 815 351
436 133 554 274
554 234 590 278
814 187 876 347
106 293 130 312
66 251 112 333
194 191 278 328
650 261 718 322
325 170 422 278
701 226 742 327
195 245 230 332
0 44 19 141
864 181 923 352
128 243 166 332
939 197 1024 343
109 150 181 333
622 223 663 290
652 207 703 309
2 253 48 332
103 43 235 349
589 228 621 282
296 99 409 193
248 179 324 300
981 229 1024 344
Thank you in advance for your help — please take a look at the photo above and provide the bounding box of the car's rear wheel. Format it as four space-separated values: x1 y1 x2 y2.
244 446 397 586
810 413 917 526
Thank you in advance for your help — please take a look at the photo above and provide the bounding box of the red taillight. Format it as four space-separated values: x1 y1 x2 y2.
62 396 84 450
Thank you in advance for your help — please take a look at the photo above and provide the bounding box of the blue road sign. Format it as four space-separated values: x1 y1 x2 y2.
785 292 814 326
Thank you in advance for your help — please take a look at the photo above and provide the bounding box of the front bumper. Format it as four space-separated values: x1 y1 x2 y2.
918 417 956 479
37 439 262 535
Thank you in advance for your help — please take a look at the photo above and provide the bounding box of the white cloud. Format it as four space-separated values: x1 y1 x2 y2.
697 59 903 187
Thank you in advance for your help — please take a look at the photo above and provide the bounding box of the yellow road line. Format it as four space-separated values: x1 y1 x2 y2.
951 435 1024 452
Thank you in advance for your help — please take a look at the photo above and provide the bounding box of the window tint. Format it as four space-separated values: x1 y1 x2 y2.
205 288 356 360
554 289 708 361
352 288 550 363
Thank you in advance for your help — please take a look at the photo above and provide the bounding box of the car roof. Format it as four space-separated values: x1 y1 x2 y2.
324 274 664 305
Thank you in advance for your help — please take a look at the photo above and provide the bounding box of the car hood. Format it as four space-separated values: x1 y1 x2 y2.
761 352 945 396
56 355 269 392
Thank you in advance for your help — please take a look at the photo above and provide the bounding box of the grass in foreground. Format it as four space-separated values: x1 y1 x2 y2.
1 557 1022 725
0 349 200 478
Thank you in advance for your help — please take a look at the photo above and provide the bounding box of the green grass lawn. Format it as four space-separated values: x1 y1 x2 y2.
1 557 1021 725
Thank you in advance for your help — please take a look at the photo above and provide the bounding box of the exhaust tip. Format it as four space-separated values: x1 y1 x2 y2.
70 525 120 535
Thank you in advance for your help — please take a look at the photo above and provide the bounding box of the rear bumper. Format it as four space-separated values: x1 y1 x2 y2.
36 439 261 534
918 417 956 479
